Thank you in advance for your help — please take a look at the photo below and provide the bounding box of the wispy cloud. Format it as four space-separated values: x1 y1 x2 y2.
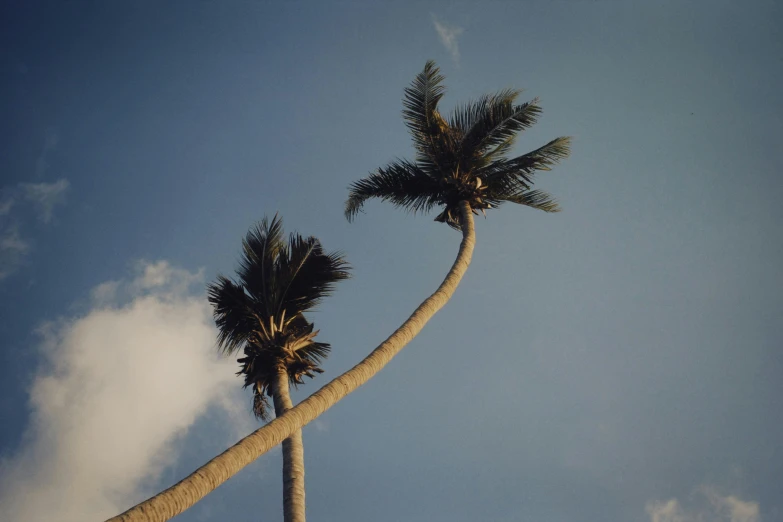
0 130 70 281
20 178 70 223
431 15 464 65
132 259 205 295
646 487 760 522
0 262 244 521
0 198 13 215
0 224 30 254
702 486 761 522
647 498 688 522
0 224 31 280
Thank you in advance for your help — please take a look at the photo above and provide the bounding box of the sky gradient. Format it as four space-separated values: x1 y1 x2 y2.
1 1 781 521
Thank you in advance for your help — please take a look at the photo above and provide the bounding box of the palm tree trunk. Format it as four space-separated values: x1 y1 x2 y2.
107 201 476 522
271 367 307 522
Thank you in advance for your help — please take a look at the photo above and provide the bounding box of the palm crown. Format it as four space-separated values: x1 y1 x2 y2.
345 60 571 228
207 215 350 419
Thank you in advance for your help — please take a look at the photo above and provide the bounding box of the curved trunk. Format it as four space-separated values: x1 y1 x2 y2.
108 201 476 522
271 367 306 522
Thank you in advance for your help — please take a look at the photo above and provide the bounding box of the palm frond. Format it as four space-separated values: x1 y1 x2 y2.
505 136 572 172
504 189 561 212
403 60 448 157
277 234 351 316
461 95 542 157
252 389 270 420
297 340 331 365
448 89 520 135
480 136 571 187
345 160 442 220
289 339 331 387
237 315 332 419
237 215 286 315
207 275 256 355
433 206 467 230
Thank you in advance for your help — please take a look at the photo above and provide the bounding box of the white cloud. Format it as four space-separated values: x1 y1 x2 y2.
432 15 464 65
646 499 689 522
646 487 760 522
20 178 70 223
0 262 245 521
132 260 205 295
90 280 121 306
702 486 761 522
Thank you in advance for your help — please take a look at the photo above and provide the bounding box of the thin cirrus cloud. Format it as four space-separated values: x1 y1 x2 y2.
0 198 14 216
0 261 248 521
0 127 68 281
20 178 70 224
431 14 463 65
0 178 70 280
0 224 31 280
646 486 760 522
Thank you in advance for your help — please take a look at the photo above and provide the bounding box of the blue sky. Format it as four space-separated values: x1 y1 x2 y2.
1 1 781 521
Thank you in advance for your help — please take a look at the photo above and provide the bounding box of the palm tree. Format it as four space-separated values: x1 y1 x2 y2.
206 215 350 522
106 61 570 522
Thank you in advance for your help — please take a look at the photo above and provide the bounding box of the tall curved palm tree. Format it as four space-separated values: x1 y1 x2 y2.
207 215 350 522
107 61 570 522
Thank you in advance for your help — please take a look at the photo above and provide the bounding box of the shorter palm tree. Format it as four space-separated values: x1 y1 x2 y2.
207 215 350 522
